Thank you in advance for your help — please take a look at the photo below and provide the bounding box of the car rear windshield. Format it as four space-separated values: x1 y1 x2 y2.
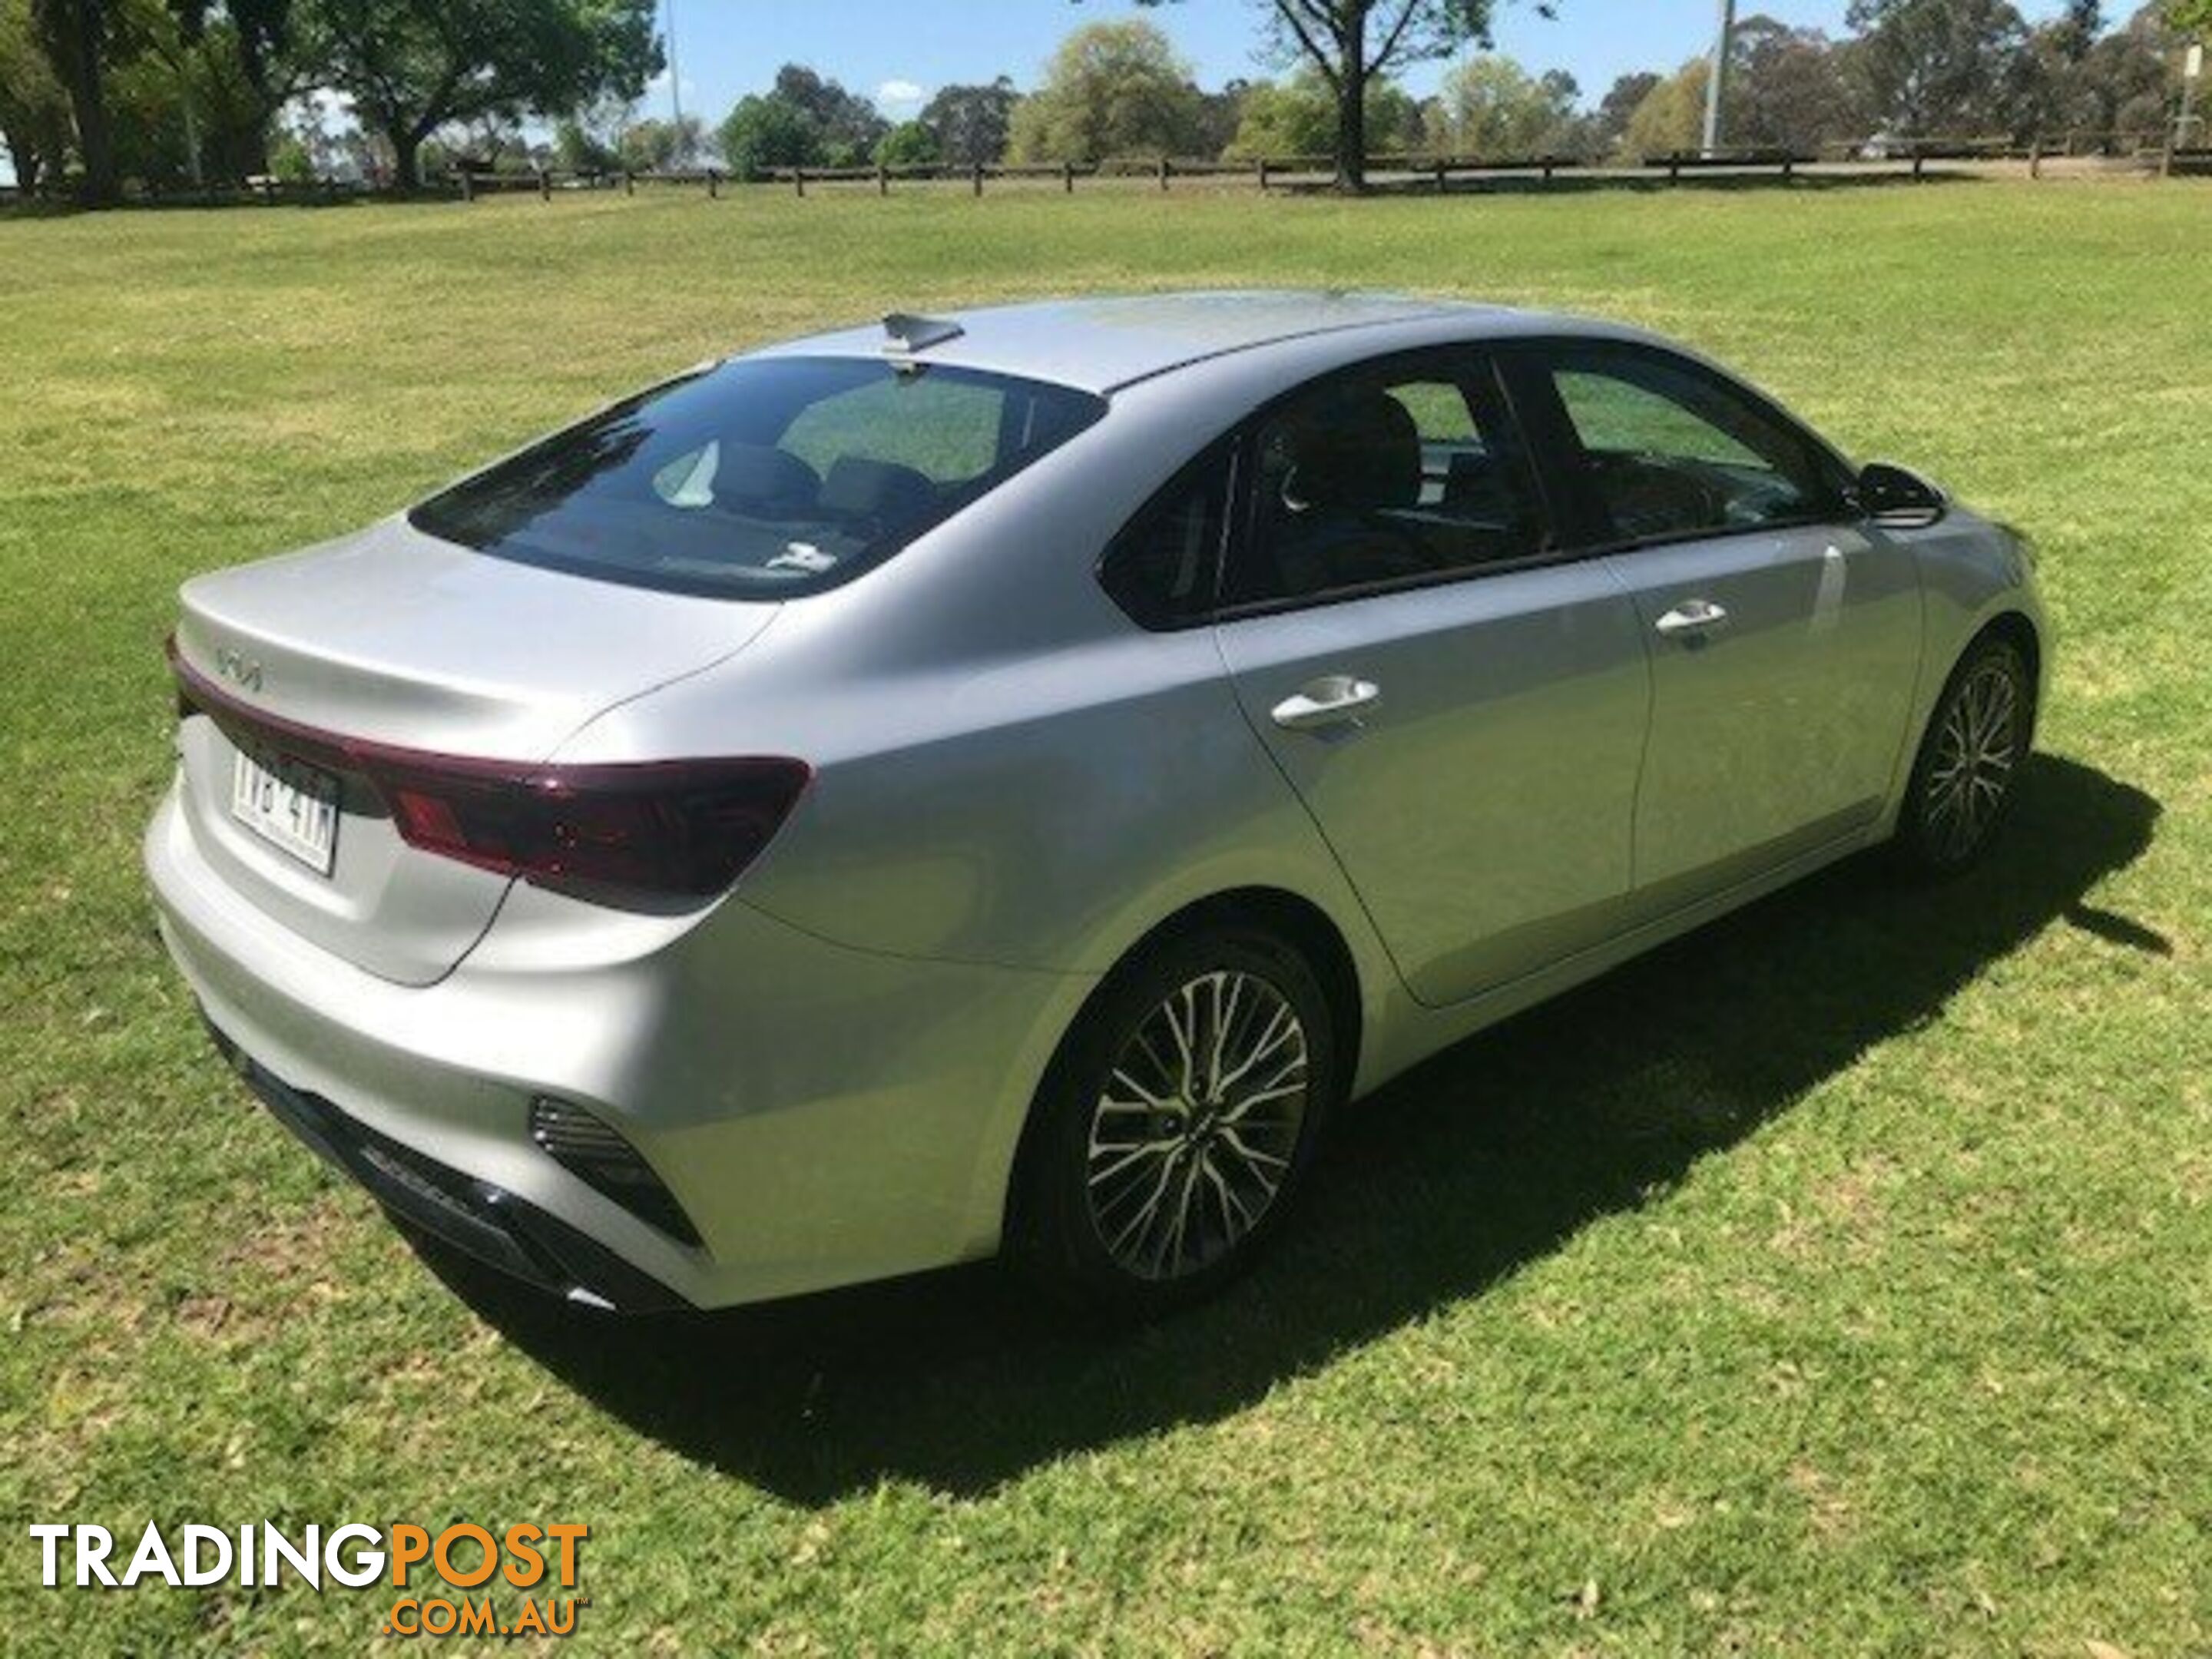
409 356 1106 598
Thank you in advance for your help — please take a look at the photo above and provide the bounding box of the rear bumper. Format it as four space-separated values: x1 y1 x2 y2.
209 1018 687 1310
146 778 1095 1310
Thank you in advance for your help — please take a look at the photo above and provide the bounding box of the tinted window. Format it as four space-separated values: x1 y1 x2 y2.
1545 349 1830 543
411 357 1104 599
1228 359 1545 607
1099 446 1233 630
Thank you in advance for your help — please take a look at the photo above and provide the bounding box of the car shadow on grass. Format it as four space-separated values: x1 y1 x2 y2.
416 753 2161 1503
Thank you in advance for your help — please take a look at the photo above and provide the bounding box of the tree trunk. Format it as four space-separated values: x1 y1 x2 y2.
237 122 271 180
236 45 276 180
1334 71 1369 194
387 125 422 193
48 0 116 203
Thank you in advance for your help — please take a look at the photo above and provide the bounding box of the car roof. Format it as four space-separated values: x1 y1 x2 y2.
750 290 1610 395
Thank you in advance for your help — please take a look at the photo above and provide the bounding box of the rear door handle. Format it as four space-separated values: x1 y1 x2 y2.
1654 598 1730 638
1270 674 1381 731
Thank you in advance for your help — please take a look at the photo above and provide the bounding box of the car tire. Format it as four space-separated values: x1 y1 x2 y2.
1010 925 1339 1316
1892 631 2034 877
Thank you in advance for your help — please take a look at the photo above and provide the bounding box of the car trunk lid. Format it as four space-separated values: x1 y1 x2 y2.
170 516 778 985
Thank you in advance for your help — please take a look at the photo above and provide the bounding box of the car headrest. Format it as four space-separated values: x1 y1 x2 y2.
1286 392 1421 513
714 443 821 515
819 456 937 524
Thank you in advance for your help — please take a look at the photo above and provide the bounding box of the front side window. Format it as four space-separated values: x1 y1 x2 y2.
411 357 1104 598
1227 355 1546 608
1541 348 1834 544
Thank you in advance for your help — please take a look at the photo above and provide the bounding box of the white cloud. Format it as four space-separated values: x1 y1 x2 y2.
876 79 927 118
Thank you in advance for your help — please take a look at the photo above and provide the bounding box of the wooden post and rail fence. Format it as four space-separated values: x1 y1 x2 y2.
432 131 2202 202
8 131 2204 210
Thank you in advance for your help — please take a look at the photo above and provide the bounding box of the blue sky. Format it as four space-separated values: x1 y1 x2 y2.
651 0 2078 124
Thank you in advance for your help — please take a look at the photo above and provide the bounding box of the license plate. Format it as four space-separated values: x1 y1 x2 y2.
230 747 340 875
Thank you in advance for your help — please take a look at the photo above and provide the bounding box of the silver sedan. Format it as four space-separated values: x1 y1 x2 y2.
147 292 2045 1315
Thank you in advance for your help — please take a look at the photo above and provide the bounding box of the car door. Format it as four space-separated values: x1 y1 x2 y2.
1503 341 1925 915
1208 348 1652 1008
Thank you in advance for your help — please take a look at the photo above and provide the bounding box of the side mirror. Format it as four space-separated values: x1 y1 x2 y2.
1856 462 1947 529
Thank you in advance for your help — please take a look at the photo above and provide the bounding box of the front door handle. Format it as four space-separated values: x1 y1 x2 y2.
1654 598 1730 639
1270 674 1381 731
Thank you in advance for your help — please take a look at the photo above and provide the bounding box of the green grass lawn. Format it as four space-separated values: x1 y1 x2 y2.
2 178 2207 1655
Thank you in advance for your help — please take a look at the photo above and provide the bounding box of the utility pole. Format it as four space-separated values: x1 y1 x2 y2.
664 0 685 162
2181 42 2204 153
1702 0 1737 157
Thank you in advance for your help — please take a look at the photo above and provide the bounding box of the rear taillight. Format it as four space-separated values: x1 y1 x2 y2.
169 637 809 898
369 753 810 897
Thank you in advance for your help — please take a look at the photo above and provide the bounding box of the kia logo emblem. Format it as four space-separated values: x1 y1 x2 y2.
215 647 263 692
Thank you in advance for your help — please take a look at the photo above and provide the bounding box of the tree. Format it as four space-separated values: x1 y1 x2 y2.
1226 66 1419 157
2167 0 2210 33
167 0 298 174
714 65 886 175
1727 15 1858 150
105 22 195 183
2055 0 2105 58
615 110 694 170
1844 0 2035 137
1006 19 1202 162
1193 75 1248 157
549 87 628 171
767 61 886 165
2004 2 2200 141
874 116 938 167
552 113 616 171
919 75 1018 166
1587 68 1658 156
1112 0 1565 185
296 0 661 190
2102 4 2193 134
0 0 72 190
1424 52 1577 156
1223 75 1322 156
113 0 290 183
1232 1 1508 190
441 108 524 169
1621 58 1708 157
715 91 820 177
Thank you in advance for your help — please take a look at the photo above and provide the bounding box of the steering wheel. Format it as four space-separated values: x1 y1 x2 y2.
1591 452 1729 538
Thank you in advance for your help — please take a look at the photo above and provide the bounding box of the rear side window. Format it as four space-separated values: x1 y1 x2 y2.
411 356 1104 599
1227 354 1547 608
1541 348 1834 545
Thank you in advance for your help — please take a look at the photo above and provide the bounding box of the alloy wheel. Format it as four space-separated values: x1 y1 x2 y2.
1084 969 1310 1281
1924 656 2021 861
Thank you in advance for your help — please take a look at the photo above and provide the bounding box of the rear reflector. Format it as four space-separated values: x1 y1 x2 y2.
170 638 809 898
528 1097 702 1246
